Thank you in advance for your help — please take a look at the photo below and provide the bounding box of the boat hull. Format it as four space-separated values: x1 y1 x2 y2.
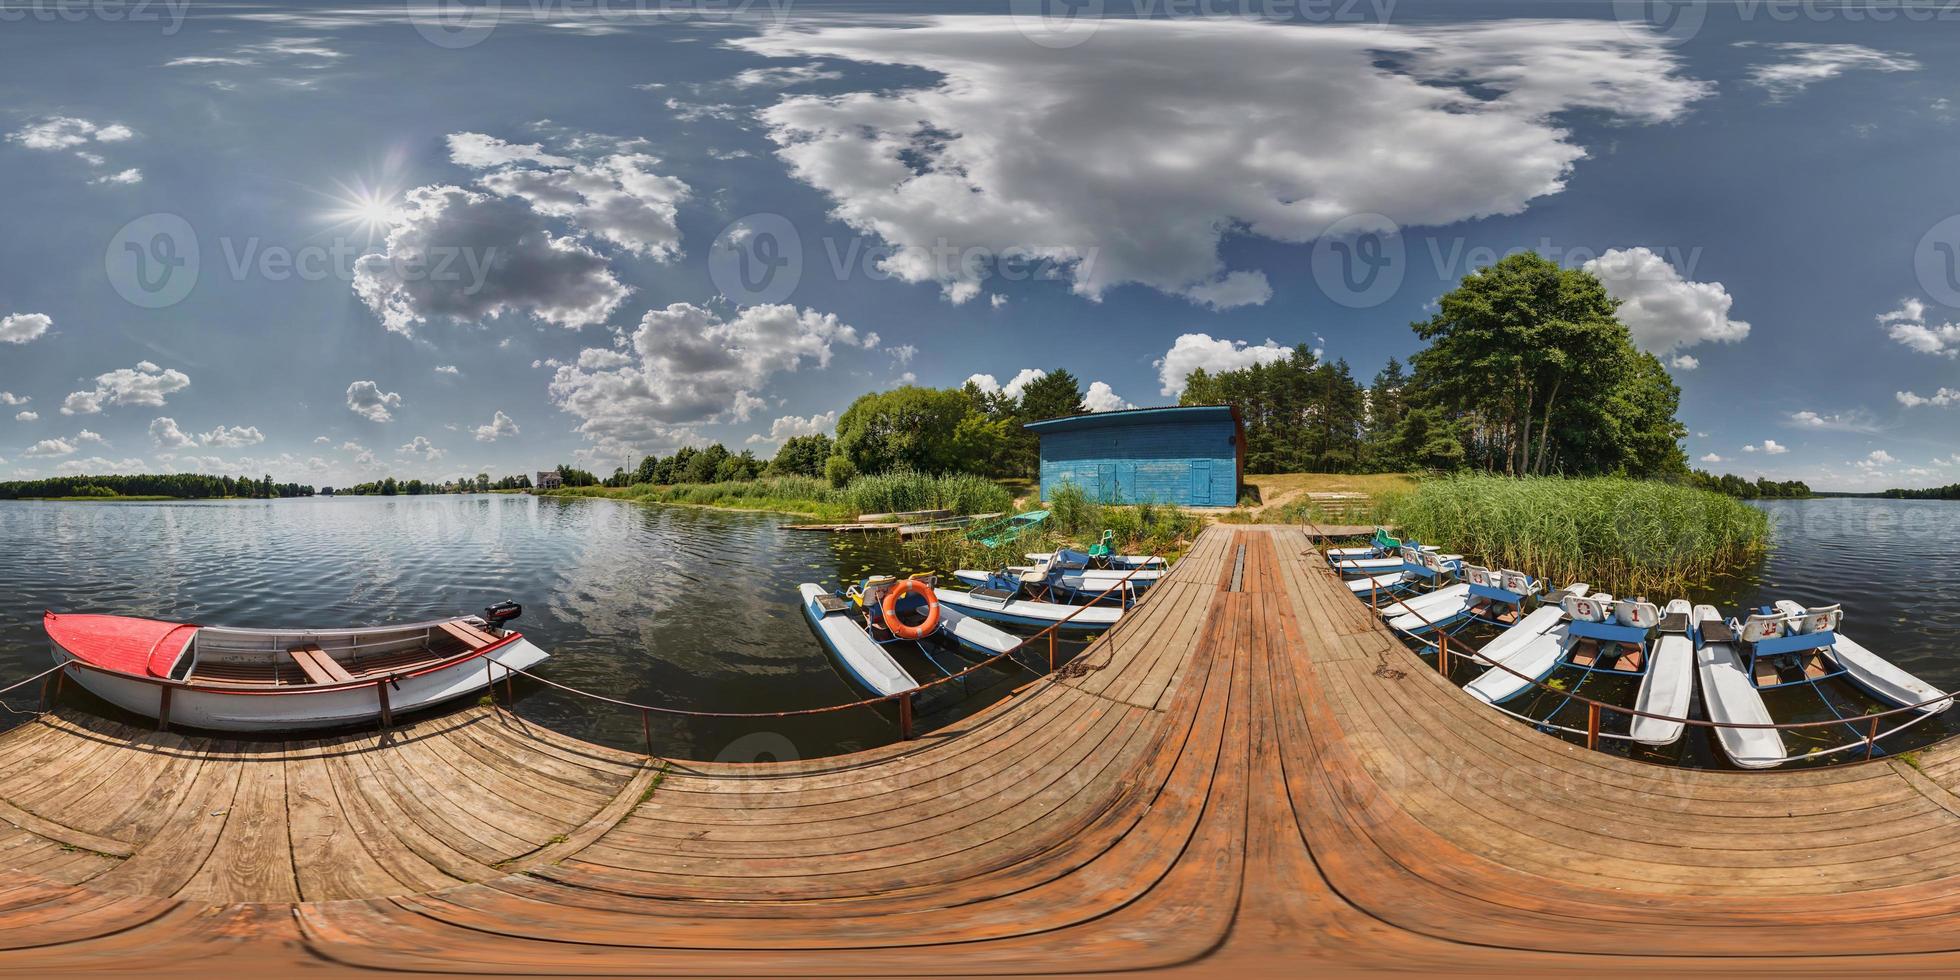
934 589 1124 630
53 637 550 733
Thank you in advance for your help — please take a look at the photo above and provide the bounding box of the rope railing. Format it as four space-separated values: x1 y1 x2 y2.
490 561 1157 750
1303 524 1955 765
17 560 1153 750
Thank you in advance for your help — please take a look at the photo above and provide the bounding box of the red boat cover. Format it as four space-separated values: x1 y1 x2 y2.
44 613 196 678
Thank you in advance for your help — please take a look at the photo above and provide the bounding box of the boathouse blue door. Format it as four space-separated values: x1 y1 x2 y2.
1097 463 1117 501
1190 460 1212 502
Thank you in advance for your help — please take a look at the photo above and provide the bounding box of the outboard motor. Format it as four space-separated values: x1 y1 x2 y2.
482 600 523 633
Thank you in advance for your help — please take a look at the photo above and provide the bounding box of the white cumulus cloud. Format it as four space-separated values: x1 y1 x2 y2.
965 368 1047 401
736 17 1709 306
345 380 403 422
550 303 864 459
0 313 52 344
352 184 630 335
1156 333 1292 396
61 361 190 415
747 410 837 446
1583 247 1751 356
1739 42 1919 101
1878 299 1960 357
1897 387 1959 407
398 435 444 461
472 410 520 442
1083 380 1133 413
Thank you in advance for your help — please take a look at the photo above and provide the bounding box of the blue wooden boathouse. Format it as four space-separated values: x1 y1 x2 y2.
1025 405 1244 507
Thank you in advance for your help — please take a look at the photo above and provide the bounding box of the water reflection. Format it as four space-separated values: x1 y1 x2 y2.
0 496 1087 759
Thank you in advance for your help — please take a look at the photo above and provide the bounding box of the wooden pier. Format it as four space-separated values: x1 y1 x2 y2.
3 525 1960 973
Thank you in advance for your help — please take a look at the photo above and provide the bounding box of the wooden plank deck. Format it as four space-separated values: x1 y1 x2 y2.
0 525 1959 974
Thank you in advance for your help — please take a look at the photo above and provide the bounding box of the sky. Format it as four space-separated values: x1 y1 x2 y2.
0 0 1957 491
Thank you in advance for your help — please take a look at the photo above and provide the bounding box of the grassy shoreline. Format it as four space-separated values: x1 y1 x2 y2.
1282 474 1769 595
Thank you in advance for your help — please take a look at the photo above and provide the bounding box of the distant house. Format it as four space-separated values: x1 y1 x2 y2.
1025 405 1244 507
535 470 564 491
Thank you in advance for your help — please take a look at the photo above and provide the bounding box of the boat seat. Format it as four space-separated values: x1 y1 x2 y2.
1738 612 1789 645
1562 594 1610 624
440 621 497 649
971 587 1016 603
1658 611 1691 633
1615 599 1660 630
813 593 852 615
289 645 355 685
1466 565 1493 587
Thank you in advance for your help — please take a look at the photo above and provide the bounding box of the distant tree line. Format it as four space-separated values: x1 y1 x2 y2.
1685 471 1812 500
0 473 312 500
552 369 1093 492
1882 483 1960 500
330 472 531 495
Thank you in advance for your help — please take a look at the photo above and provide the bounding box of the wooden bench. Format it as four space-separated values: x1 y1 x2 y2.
289 645 356 685
440 621 498 649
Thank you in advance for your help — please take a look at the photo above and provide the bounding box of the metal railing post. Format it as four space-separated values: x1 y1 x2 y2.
1867 714 1881 760
1437 633 1450 676
377 678 393 730
642 709 653 758
897 692 915 741
1048 631 1056 672
1586 703 1601 751
157 686 172 732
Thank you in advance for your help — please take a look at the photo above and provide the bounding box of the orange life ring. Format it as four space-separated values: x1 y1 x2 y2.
881 578 941 640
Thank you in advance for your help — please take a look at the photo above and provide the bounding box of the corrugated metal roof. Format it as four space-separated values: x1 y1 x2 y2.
1023 404 1234 433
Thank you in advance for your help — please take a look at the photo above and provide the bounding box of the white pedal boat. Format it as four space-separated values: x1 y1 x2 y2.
934 587 1125 631
1347 571 1415 599
1629 599 1697 747
45 606 546 733
1376 583 1471 631
1693 603 1785 769
952 567 1163 592
1774 600 1951 714
1335 553 1461 575
1025 552 1165 570
1463 587 1597 704
800 580 1021 698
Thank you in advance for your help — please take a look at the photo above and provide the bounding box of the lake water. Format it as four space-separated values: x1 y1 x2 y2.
0 494 1074 762
0 494 1953 767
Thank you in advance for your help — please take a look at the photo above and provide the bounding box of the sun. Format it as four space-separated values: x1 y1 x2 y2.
320 179 404 240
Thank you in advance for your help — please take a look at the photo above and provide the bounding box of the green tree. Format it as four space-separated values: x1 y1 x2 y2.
1017 369 1086 422
1365 358 1409 472
767 434 833 478
833 386 971 475
685 444 731 483
1406 251 1684 477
